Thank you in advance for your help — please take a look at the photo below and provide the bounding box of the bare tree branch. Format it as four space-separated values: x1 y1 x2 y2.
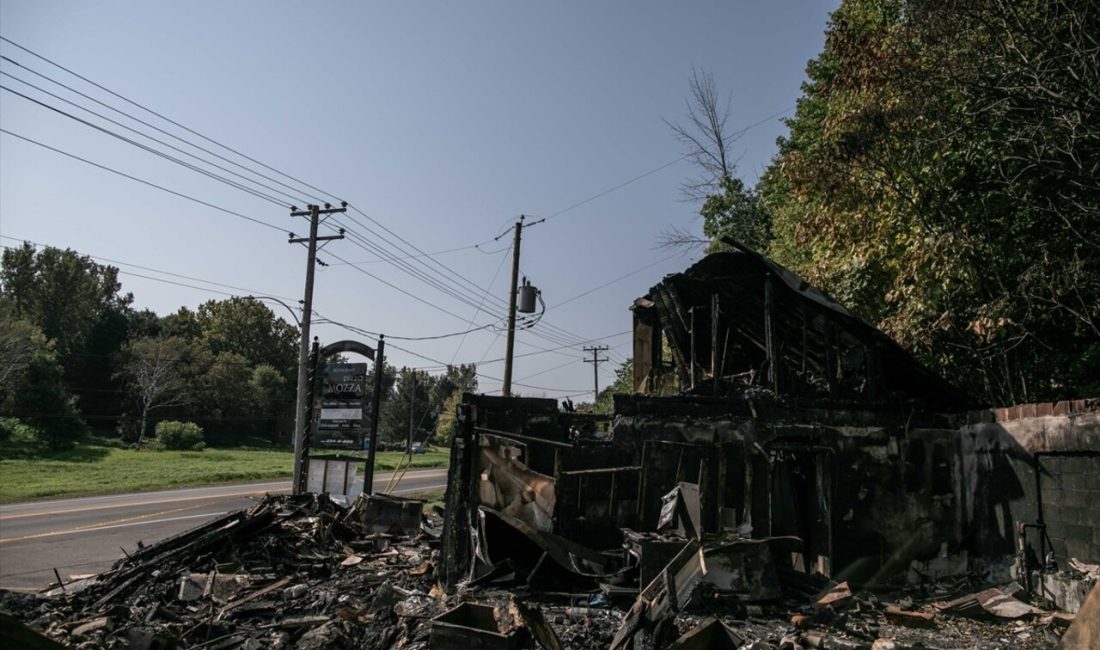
663 67 738 201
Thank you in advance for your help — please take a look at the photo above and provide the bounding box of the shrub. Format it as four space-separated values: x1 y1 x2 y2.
154 421 205 451
0 417 40 443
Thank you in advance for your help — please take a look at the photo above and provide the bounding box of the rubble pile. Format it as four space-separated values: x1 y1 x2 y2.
1 489 1086 649
0 494 449 649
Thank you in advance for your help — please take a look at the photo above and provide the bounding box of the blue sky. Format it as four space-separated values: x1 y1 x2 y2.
0 1 838 399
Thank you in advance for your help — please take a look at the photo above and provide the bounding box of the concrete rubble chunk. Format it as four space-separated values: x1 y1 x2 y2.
1058 581 1100 649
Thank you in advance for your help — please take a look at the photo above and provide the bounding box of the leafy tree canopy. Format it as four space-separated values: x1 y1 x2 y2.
755 0 1099 403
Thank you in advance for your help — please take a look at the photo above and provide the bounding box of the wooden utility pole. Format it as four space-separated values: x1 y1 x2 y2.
583 345 610 403
501 215 525 397
289 202 345 494
364 336 385 495
407 370 417 451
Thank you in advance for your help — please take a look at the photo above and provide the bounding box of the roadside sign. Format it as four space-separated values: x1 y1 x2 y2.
313 363 367 450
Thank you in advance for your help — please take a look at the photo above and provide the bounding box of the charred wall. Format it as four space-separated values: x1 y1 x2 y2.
612 395 962 583
440 393 1100 593
957 400 1100 566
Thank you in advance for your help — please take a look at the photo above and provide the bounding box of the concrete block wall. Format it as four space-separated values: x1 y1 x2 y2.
958 400 1100 565
1039 454 1100 564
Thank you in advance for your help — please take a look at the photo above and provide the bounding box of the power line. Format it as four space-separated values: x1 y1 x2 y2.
3 76 533 344
321 247 494 325
0 235 298 302
0 36 340 206
547 250 690 312
450 239 513 364
2 50 509 263
0 36 726 363
314 319 499 342
0 54 314 206
329 241 500 266
542 156 687 222
0 70 308 206
0 129 286 233
0 84 292 208
1 40 647 356
326 218 502 317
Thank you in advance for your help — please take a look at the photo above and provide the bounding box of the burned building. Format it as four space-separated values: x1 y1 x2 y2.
440 244 1100 629
5 246 1097 649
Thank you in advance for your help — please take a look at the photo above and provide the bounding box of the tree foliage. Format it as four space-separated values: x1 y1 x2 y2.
591 359 633 415
756 0 1099 403
431 364 478 443
0 314 38 396
380 368 437 446
1 319 86 448
118 336 191 446
0 243 132 360
195 298 298 374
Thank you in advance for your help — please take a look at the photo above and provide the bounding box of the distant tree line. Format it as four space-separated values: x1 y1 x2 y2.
666 0 1099 404
0 243 477 448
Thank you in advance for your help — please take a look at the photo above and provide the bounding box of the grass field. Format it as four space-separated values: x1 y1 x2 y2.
0 437 449 503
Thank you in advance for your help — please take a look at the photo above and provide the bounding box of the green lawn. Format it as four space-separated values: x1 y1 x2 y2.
0 438 449 504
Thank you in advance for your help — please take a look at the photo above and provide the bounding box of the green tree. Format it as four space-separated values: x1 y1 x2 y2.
431 364 478 443
592 359 633 415
758 0 1100 403
2 321 86 448
0 314 38 398
249 363 289 442
380 368 438 446
118 336 190 446
195 298 298 375
700 176 771 253
0 244 148 428
195 351 252 439
161 306 202 340
0 243 132 360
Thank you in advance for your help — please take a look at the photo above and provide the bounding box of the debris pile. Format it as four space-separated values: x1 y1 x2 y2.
0 493 448 649
0 489 1089 649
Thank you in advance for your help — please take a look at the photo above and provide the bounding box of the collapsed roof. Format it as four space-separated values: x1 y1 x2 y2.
631 241 977 411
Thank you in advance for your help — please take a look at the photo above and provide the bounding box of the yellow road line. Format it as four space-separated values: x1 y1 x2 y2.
0 498 230 545
0 486 291 520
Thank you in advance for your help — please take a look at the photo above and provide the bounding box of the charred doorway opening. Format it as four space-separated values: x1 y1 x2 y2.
768 444 834 576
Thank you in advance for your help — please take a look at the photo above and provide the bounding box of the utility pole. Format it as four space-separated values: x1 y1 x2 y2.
364 335 385 495
583 345 610 403
407 370 417 452
501 215 525 397
289 202 346 494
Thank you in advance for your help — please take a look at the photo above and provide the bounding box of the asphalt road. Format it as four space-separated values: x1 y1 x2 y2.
0 468 448 591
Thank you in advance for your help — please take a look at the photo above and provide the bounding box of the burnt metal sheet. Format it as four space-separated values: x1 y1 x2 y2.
624 529 690 592
938 586 1045 619
477 435 556 532
348 493 423 536
611 540 706 650
657 482 702 540
668 617 745 650
476 507 617 579
430 602 524 650
702 538 783 601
